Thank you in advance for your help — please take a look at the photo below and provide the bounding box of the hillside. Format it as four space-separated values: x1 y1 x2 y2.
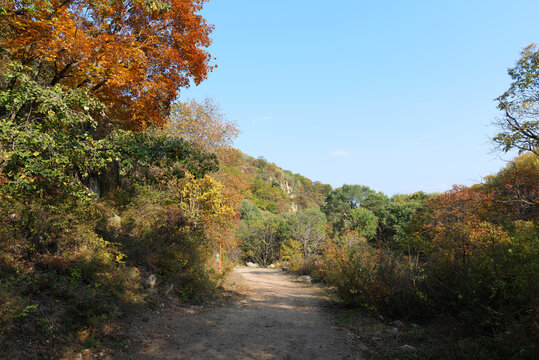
226 150 332 213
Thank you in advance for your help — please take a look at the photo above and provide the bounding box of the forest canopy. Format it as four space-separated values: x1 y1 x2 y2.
0 0 214 130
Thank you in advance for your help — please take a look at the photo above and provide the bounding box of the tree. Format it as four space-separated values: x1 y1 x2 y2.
166 98 240 153
238 201 288 265
495 44 539 155
0 63 113 199
0 0 214 130
112 129 219 182
290 208 326 258
344 207 378 240
322 184 387 233
171 172 235 230
375 192 432 249
482 153 538 222
0 63 219 199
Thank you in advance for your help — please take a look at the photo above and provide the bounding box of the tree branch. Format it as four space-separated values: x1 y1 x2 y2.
50 61 77 86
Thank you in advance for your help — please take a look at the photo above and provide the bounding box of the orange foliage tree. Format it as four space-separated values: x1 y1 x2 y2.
482 153 539 222
407 158 538 327
0 0 214 130
420 185 495 270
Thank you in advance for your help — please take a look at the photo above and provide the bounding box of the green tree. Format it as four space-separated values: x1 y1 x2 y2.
238 200 289 265
344 207 378 240
322 184 387 233
0 63 113 199
375 192 432 249
0 63 219 199
495 44 539 155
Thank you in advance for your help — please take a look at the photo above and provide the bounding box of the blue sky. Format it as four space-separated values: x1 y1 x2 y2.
182 0 539 195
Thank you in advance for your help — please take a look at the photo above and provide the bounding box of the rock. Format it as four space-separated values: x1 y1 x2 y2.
181 307 197 315
391 327 399 334
8 213 18 221
297 275 312 284
145 274 157 289
282 267 290 272
398 344 417 351
246 262 259 267
268 264 275 268
110 214 121 225
390 320 404 327
280 180 293 195
107 215 122 234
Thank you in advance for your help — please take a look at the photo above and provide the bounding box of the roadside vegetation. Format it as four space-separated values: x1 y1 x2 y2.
0 1 537 359
236 47 538 359
0 1 242 358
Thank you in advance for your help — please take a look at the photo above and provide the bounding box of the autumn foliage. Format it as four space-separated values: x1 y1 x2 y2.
298 153 538 358
167 99 240 153
0 1 230 358
0 0 214 129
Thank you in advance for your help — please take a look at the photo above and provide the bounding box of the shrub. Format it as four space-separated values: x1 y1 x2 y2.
320 234 429 319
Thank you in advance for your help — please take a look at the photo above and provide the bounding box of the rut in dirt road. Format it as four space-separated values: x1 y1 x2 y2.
126 267 364 360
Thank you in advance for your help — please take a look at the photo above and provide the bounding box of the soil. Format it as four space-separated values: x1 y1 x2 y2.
120 267 365 360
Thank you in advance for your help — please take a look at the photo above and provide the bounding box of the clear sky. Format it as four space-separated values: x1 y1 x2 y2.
182 0 539 195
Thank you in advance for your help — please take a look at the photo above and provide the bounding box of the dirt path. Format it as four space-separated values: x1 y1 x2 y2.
122 267 364 360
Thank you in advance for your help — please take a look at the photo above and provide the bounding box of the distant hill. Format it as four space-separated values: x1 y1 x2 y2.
232 151 332 214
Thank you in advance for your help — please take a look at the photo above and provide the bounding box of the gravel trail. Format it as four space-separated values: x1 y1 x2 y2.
124 267 364 360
